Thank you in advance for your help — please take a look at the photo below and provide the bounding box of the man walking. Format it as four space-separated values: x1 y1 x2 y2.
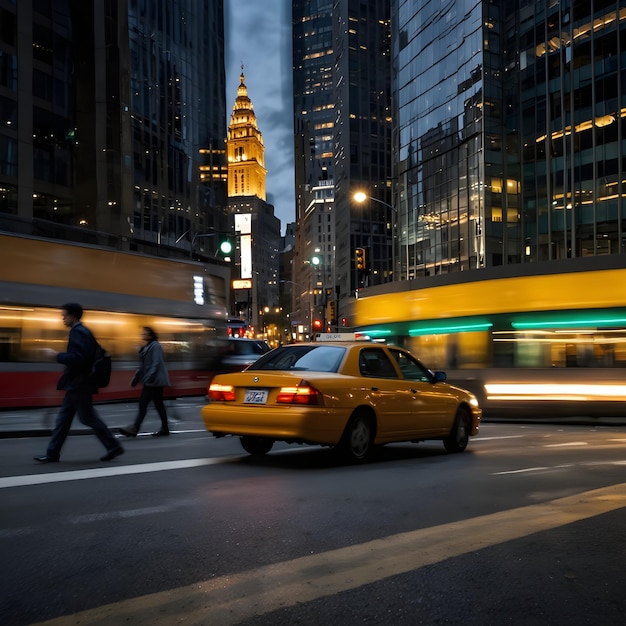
34 303 124 463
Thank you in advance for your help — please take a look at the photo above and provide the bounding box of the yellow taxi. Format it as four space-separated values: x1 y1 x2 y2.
202 334 482 462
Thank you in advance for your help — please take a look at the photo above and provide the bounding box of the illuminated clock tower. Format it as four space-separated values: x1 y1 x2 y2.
227 69 267 200
226 68 280 336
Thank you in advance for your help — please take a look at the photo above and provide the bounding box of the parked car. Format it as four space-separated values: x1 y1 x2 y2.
202 337 481 462
219 338 271 372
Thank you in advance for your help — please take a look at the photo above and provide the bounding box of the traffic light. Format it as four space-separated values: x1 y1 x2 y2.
327 300 337 324
218 237 233 261
312 318 323 331
355 247 366 271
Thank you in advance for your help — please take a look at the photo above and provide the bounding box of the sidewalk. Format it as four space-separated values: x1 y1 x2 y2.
0 397 208 438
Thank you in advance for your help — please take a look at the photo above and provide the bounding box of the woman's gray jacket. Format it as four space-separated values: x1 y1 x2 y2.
131 340 170 387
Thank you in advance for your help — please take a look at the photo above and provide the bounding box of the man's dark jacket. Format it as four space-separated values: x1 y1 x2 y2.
56 322 98 392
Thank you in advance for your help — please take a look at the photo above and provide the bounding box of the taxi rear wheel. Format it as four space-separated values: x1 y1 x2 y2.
443 407 470 453
338 411 374 462
240 436 274 456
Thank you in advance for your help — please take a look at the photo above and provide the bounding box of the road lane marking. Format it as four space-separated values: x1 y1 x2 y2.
114 428 207 438
70 506 175 523
495 460 626 475
493 466 549 475
0 458 241 489
35 482 626 626
473 435 525 441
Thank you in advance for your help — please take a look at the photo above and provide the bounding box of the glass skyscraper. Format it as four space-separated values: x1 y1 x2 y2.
514 0 625 261
393 0 626 279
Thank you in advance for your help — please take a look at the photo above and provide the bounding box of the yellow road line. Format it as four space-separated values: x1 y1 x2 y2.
38 482 626 625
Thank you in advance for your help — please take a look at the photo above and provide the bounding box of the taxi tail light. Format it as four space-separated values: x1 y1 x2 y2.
208 383 236 402
276 381 322 405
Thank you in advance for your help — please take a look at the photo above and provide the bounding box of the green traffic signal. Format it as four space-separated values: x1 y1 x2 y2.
219 239 233 255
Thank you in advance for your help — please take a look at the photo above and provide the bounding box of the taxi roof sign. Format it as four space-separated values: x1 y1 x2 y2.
315 332 368 342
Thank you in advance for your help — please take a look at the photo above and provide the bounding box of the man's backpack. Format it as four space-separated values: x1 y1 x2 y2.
90 343 112 389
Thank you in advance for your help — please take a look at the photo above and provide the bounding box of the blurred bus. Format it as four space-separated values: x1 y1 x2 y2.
0 234 230 408
353 259 626 418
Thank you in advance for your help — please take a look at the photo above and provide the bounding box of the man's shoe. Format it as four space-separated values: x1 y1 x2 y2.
151 429 170 437
34 455 59 463
101 447 124 462
119 426 137 437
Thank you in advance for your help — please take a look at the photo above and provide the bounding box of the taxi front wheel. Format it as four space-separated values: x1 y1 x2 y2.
443 407 470 453
339 411 374 462
240 436 274 456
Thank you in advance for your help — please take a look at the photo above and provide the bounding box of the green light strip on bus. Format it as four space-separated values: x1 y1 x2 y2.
512 316 626 330
362 329 393 337
408 322 493 336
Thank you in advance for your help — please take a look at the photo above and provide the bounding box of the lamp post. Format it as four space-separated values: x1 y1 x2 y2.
353 191 398 281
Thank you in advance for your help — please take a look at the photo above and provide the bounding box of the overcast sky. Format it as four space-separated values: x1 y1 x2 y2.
225 1 295 234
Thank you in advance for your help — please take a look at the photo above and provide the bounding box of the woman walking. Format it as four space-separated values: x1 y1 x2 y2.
120 326 171 437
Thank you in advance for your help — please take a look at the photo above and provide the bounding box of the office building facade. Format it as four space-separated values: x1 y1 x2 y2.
292 0 392 331
0 0 228 257
392 0 626 279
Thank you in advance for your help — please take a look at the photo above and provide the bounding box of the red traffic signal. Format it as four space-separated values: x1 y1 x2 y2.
312 319 323 331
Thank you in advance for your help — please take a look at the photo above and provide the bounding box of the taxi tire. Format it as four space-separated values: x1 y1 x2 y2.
240 436 274 456
338 411 375 462
443 407 470 453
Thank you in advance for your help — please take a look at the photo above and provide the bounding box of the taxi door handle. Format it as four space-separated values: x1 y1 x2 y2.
410 389 417 393
371 386 379 391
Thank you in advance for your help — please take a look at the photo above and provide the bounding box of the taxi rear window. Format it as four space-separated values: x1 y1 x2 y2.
250 345 345 372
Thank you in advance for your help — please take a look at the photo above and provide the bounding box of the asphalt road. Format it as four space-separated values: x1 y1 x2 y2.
1 411 626 625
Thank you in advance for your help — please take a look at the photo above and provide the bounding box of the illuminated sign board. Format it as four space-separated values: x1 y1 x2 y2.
193 275 204 305
232 279 253 290
240 233 252 279
234 213 252 234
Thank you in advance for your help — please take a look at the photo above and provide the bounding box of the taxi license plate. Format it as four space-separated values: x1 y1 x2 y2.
244 389 268 404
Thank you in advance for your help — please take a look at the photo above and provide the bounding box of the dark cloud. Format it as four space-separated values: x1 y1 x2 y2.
225 1 294 234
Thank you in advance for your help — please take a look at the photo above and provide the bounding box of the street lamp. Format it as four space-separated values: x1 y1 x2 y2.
353 191 398 281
